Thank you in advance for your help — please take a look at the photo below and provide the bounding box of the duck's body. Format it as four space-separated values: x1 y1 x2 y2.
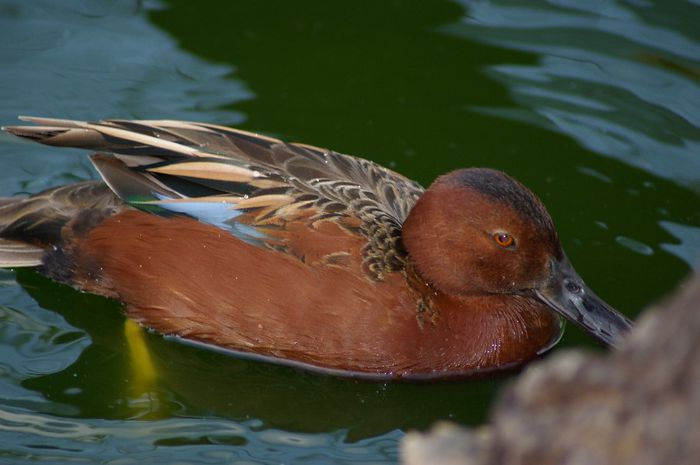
0 117 632 379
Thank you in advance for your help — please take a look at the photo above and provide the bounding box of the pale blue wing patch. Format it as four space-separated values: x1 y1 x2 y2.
133 193 268 246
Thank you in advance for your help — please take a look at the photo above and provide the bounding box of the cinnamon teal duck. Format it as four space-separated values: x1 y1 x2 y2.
0 116 633 380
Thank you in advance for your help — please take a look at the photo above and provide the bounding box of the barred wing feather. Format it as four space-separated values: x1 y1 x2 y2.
4 117 425 278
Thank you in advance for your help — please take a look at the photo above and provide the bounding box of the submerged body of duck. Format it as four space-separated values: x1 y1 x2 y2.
0 117 633 379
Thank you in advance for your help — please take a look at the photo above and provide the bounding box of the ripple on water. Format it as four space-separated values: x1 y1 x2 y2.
660 221 700 269
615 235 655 256
0 304 90 381
0 407 400 464
445 0 700 190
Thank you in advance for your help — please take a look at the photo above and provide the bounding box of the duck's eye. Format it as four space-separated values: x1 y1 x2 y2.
493 232 515 248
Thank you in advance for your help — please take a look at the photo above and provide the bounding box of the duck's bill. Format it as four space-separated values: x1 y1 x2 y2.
534 257 634 348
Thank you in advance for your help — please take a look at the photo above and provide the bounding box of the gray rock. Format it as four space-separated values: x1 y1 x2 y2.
402 274 700 465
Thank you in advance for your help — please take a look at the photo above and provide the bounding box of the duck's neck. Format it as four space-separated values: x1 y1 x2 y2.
400 290 563 377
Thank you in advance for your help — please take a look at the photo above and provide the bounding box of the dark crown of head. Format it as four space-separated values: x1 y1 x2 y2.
448 168 559 244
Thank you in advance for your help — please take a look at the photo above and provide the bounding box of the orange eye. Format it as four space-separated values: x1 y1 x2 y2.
493 232 514 248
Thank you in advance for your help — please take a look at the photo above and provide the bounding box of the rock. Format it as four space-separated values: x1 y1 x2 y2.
402 274 700 465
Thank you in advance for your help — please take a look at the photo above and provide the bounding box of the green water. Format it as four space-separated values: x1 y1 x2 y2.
0 1 698 463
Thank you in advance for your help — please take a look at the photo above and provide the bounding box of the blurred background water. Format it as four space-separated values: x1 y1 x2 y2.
0 0 698 463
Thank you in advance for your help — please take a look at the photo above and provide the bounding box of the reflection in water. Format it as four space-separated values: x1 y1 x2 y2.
445 0 700 190
0 305 88 380
0 273 89 417
0 0 251 196
0 0 250 123
0 405 400 464
660 221 700 269
615 235 654 256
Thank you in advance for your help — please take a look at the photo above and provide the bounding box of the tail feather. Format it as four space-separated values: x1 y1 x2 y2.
0 196 45 266
0 238 44 267
0 182 124 269
0 197 44 267
3 122 108 149
0 197 26 207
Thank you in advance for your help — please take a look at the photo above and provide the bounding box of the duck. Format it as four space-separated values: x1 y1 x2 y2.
0 116 633 380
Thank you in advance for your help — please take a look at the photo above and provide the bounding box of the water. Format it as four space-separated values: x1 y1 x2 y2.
0 0 698 463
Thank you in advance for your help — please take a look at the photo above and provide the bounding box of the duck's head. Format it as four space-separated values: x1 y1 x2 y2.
402 168 633 347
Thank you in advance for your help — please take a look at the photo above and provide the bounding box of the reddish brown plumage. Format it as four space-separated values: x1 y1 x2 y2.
402 171 558 297
67 209 559 378
0 117 633 380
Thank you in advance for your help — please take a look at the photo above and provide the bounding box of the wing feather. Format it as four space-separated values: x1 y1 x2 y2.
0 238 44 267
4 117 425 278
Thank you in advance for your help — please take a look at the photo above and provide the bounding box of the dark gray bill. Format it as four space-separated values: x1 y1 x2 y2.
534 256 634 348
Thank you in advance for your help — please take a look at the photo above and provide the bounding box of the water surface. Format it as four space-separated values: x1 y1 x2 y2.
1 1 698 463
